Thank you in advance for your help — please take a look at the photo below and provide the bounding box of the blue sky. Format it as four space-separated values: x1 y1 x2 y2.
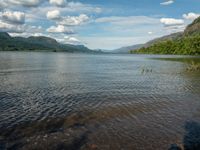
0 0 199 50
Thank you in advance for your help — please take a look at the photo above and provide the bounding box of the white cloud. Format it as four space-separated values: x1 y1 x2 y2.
46 25 74 34
26 25 43 33
164 24 186 33
20 2 101 25
66 2 102 13
160 0 174 6
47 10 60 20
65 36 80 42
0 11 25 24
59 36 82 45
160 18 184 26
0 9 44 34
7 0 44 7
95 16 160 26
10 32 44 38
8 25 44 37
183 12 200 20
160 18 185 32
148 31 153 35
58 14 89 26
0 20 25 33
49 0 66 7
32 33 46 36
46 11 90 26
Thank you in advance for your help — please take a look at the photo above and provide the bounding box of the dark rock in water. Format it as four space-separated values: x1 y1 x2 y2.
168 144 182 150
184 121 200 150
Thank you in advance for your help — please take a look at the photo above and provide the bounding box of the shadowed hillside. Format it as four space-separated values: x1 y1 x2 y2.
0 32 98 53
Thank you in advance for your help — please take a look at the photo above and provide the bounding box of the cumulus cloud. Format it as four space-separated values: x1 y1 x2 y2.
58 14 89 26
160 18 184 26
26 25 43 33
0 11 25 24
160 0 174 5
0 10 26 33
9 25 45 37
0 20 25 33
183 12 200 20
47 10 60 20
49 0 66 7
46 11 90 26
61 36 82 45
9 32 48 38
7 0 44 7
46 25 74 34
0 15 44 34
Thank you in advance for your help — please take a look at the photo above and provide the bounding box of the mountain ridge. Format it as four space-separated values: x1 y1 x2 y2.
109 44 143 54
0 32 98 53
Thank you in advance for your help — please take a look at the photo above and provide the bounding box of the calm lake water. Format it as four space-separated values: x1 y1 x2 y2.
0 52 200 150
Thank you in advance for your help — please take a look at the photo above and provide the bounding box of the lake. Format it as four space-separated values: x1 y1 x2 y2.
0 52 200 150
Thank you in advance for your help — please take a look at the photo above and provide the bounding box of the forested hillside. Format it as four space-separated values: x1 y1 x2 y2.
131 17 200 55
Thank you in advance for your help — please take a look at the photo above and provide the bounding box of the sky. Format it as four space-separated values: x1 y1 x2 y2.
0 0 199 50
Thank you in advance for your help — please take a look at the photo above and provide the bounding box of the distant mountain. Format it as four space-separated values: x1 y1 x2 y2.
0 32 98 53
110 44 144 54
131 16 200 55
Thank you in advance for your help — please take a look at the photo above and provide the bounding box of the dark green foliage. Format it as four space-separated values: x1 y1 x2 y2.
131 16 200 55
131 35 200 55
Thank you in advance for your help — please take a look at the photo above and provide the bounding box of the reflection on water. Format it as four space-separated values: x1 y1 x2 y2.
0 52 200 150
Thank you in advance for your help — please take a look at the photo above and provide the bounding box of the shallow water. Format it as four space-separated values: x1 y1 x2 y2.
0 52 200 150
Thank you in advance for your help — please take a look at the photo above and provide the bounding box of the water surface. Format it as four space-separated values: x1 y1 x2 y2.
0 52 200 150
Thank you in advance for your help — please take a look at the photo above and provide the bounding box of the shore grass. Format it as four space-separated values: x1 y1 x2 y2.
186 61 200 72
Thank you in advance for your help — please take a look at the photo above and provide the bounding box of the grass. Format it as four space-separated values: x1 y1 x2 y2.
186 61 200 72
141 66 153 74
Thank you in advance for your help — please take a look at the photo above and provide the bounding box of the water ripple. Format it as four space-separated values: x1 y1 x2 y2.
0 53 200 149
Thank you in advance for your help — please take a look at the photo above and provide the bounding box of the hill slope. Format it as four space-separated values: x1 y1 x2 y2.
110 31 182 54
144 32 183 47
110 44 144 54
185 17 200 36
131 16 200 55
0 32 96 53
